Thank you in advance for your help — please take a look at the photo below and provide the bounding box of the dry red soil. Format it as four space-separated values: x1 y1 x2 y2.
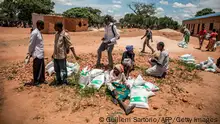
0 27 220 124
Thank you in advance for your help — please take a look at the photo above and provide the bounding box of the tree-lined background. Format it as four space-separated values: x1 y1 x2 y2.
0 0 215 29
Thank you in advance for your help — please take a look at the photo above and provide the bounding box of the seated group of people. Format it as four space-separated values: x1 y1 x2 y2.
121 41 169 78
107 42 169 115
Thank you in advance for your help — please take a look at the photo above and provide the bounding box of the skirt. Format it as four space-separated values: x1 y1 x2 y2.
112 82 130 101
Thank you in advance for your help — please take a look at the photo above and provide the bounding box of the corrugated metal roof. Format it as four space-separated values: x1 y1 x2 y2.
183 12 220 21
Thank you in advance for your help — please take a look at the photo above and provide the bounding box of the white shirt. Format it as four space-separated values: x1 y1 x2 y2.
103 23 120 44
28 28 44 59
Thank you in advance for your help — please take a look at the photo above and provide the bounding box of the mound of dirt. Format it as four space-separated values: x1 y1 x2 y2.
159 28 180 34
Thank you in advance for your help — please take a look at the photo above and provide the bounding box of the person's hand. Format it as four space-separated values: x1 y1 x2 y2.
24 54 30 64
113 90 118 96
51 55 54 59
141 37 143 40
101 37 105 41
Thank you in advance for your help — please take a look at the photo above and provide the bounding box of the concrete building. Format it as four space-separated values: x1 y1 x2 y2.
32 13 88 34
183 12 220 39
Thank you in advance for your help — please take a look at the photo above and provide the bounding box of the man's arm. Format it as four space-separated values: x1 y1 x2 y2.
110 25 120 43
121 52 126 64
64 33 80 60
28 32 37 56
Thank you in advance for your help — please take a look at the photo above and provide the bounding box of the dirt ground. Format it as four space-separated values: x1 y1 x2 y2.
0 27 220 124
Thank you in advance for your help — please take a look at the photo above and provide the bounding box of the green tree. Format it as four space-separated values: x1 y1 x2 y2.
17 0 55 23
128 2 156 17
63 7 102 26
195 8 215 17
0 0 18 21
0 0 55 24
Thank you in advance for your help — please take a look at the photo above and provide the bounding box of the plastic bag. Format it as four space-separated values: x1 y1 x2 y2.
47 67 55 76
178 39 188 48
90 69 104 78
133 75 145 86
180 54 195 64
129 86 155 109
79 66 91 87
144 82 159 92
122 58 132 67
45 61 54 70
88 73 105 90
125 77 135 89
104 71 110 84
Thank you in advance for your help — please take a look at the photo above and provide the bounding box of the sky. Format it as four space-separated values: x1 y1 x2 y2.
52 0 220 23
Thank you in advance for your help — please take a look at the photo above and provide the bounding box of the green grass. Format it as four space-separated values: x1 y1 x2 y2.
177 61 197 72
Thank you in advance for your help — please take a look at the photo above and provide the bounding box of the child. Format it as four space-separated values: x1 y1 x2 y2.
106 64 135 115
141 26 155 54
121 45 135 77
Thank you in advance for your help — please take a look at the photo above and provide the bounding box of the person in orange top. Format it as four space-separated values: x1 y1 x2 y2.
206 29 218 51
198 26 207 49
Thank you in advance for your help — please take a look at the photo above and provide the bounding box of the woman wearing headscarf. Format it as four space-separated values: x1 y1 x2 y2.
106 64 135 115
121 45 135 77
206 29 218 51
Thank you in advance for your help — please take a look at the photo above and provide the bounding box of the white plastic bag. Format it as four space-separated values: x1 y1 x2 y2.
125 77 135 89
144 82 159 92
79 66 91 87
45 61 54 70
133 75 145 86
180 54 195 64
88 74 105 90
104 71 110 84
90 69 104 78
129 86 155 109
47 67 55 76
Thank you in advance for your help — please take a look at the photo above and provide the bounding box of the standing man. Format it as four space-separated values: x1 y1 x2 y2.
96 16 120 69
26 20 45 85
52 22 79 85
198 26 207 49
141 26 155 54
183 26 191 45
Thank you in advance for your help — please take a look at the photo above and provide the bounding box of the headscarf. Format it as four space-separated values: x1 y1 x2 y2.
126 45 133 52
114 64 124 73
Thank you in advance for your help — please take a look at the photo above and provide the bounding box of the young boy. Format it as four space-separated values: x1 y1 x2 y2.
121 45 135 77
141 26 155 54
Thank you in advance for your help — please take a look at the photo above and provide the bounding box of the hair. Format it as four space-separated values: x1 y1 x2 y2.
36 20 44 27
55 22 63 29
213 29 216 32
158 41 165 48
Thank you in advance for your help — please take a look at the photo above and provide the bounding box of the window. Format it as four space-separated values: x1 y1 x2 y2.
202 23 205 29
84 23 87 26
78 22 82 27
209 23 213 30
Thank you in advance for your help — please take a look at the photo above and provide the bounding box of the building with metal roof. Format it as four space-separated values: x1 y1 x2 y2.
182 12 220 39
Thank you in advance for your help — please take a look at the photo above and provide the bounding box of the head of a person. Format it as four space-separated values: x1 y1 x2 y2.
146 25 149 30
202 26 205 30
36 20 44 31
104 16 112 25
157 41 165 51
113 64 124 76
54 22 63 32
126 45 134 54
212 29 216 32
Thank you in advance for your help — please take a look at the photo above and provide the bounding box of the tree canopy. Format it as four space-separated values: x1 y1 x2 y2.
120 2 179 29
63 7 115 26
195 8 215 17
0 0 55 23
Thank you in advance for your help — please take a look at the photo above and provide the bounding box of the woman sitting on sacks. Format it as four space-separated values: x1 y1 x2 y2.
106 64 135 115
121 45 135 78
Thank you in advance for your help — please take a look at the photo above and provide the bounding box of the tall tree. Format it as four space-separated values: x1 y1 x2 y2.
195 8 215 17
128 2 156 17
17 0 55 23
0 0 18 21
63 7 110 26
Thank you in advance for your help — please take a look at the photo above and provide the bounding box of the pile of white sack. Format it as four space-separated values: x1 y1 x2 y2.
45 61 80 77
196 57 218 72
178 38 188 48
214 41 220 50
78 66 110 89
127 75 159 109
179 54 196 64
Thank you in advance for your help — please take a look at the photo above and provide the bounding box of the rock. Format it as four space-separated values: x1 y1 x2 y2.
182 98 188 103
153 105 159 110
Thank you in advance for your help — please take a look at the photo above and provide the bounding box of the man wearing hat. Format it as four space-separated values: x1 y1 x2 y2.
121 45 135 77
96 15 120 69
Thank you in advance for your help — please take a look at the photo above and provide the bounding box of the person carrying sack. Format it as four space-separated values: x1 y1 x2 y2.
96 16 120 69
52 22 80 85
